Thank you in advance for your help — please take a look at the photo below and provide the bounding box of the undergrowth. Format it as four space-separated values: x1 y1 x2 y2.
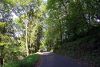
4 54 40 67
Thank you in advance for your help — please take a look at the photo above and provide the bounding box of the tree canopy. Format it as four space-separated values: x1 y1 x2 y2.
0 0 100 67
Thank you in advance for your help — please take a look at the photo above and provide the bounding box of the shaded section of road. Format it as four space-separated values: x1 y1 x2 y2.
37 52 92 67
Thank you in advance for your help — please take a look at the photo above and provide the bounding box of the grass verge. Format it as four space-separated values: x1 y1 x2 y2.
4 54 40 67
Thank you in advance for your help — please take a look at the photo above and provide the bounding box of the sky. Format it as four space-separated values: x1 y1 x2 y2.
11 12 18 20
43 0 47 3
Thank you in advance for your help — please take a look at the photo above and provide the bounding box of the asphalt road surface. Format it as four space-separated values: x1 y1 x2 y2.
36 52 92 67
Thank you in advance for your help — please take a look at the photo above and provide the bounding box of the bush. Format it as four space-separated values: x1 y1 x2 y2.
4 54 40 67
4 61 20 67
20 54 39 67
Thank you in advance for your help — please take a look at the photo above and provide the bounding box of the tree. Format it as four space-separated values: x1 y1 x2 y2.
43 0 100 60
0 0 44 64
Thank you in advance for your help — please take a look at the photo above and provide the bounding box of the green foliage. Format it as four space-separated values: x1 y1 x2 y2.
45 0 100 50
4 61 20 67
4 54 40 67
0 22 6 27
1 0 100 66
0 22 6 34
4 0 32 6
43 0 100 66
0 0 43 67
20 54 39 67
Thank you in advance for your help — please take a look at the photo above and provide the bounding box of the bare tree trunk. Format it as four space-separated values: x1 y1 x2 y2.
25 24 29 56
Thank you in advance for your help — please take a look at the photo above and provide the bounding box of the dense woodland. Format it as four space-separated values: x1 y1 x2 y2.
0 0 100 67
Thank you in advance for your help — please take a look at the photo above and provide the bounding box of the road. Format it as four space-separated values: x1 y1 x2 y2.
36 52 93 67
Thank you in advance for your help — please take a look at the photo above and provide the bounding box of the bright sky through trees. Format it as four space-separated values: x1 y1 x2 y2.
43 0 47 3
11 12 18 20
